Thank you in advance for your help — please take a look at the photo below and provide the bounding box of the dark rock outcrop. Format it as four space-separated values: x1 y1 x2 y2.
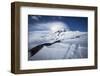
29 40 61 57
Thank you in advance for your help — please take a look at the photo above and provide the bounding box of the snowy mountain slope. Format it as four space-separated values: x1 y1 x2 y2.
28 31 88 60
28 31 87 49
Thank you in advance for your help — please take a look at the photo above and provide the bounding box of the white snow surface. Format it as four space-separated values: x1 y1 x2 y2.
28 31 88 60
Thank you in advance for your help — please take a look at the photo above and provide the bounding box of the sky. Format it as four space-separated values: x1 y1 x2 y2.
28 15 88 32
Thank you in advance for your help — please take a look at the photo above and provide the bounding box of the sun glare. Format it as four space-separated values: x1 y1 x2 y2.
50 22 69 33
51 25 61 32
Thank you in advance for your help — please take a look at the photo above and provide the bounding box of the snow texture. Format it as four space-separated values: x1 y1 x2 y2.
28 30 88 60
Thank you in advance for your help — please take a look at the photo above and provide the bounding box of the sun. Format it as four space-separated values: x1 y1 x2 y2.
50 22 69 33
51 25 62 32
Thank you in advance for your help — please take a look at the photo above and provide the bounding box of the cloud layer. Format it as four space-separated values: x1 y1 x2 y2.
28 21 69 32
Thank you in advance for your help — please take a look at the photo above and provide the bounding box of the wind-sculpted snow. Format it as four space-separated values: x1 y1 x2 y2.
28 31 88 60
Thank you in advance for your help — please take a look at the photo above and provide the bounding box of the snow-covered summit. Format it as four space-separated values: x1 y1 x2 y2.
28 30 88 60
